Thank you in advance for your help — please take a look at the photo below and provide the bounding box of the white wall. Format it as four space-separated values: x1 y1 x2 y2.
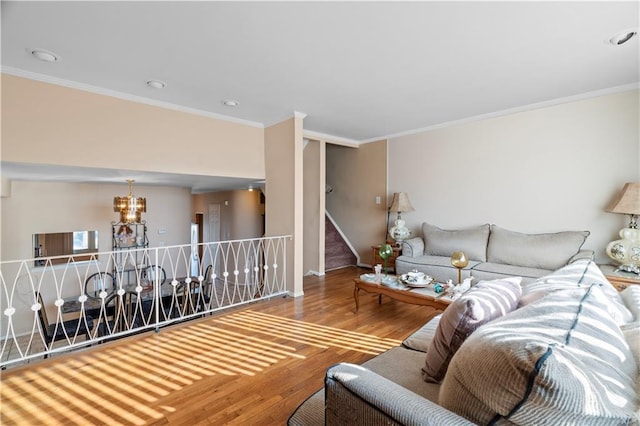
388 90 640 263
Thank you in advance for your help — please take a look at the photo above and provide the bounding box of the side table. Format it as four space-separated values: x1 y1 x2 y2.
600 264 640 292
371 244 402 273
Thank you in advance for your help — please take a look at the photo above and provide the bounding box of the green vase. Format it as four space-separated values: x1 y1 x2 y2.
379 243 393 275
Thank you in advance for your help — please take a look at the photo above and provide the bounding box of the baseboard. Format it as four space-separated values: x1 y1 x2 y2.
288 290 304 298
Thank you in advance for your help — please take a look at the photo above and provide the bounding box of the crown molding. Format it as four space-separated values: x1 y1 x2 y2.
4 66 636 145
362 83 640 143
1 66 265 129
302 130 360 147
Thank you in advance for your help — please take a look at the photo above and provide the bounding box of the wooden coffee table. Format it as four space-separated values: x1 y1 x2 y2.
353 277 453 313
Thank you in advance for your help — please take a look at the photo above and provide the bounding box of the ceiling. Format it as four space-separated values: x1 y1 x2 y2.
1 1 638 192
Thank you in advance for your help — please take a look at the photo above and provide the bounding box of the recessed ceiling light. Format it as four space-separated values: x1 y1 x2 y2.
146 80 166 89
609 29 638 46
28 48 61 62
222 99 240 107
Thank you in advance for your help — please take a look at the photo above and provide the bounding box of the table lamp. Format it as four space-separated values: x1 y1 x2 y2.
388 192 415 244
605 182 640 275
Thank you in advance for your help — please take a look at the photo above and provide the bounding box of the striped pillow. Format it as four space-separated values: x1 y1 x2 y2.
440 285 639 425
422 277 522 383
521 259 633 325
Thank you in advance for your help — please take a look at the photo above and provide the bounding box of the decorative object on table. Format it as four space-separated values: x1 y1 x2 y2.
399 270 434 287
450 251 469 283
374 264 383 280
605 182 640 275
388 192 415 244
446 276 473 299
378 243 394 275
113 179 147 224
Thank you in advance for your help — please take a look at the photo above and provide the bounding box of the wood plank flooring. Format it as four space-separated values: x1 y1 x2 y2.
0 267 440 425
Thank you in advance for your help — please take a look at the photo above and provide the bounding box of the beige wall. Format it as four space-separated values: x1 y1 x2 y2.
264 115 304 295
389 90 640 263
1 74 265 179
191 189 263 242
326 140 388 266
1 181 192 262
303 140 325 275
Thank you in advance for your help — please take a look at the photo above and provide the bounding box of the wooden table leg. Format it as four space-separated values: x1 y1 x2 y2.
353 285 360 313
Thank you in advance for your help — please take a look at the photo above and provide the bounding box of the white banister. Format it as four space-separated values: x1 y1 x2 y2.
0 236 290 368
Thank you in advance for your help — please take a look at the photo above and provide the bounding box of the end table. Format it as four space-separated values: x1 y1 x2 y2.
371 244 402 273
600 264 640 292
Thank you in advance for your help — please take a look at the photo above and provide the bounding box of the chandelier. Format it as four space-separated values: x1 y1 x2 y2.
113 179 146 223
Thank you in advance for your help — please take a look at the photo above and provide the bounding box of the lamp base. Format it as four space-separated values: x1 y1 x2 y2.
615 264 640 275
389 219 411 243
606 226 640 276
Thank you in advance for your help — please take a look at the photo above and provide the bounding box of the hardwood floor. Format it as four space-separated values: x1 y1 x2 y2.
0 267 440 425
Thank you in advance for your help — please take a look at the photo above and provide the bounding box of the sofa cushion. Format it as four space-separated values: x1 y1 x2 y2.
470 262 550 280
397 254 481 269
363 346 442 403
422 222 490 262
402 314 441 353
422 277 522 383
439 285 639 425
487 225 589 270
521 259 633 325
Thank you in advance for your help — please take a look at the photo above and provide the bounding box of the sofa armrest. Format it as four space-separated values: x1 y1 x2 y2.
325 363 474 426
401 237 424 257
569 249 595 263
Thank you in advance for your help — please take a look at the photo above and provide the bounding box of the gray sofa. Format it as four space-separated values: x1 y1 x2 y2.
289 260 640 425
396 223 594 284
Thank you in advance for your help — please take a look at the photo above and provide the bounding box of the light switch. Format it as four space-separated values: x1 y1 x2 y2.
375 196 381 205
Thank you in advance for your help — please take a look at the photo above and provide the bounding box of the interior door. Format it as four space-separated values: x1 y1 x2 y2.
208 204 221 242
207 204 221 280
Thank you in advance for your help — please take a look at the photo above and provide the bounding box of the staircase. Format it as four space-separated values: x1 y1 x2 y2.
325 215 357 271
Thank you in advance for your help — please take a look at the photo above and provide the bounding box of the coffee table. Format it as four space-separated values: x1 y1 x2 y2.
353 276 453 313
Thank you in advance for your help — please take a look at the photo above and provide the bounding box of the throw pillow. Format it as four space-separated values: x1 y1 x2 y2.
621 285 640 321
621 321 640 371
487 225 589 270
422 222 490 262
421 277 522 383
439 285 639 425
521 259 633 325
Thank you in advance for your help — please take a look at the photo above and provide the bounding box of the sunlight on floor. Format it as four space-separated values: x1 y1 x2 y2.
0 310 401 424
214 310 403 355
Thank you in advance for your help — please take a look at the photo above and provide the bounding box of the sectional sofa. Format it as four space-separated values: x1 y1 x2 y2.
288 259 640 425
396 222 594 284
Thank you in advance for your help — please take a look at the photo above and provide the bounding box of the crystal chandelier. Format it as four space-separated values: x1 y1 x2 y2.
113 179 146 223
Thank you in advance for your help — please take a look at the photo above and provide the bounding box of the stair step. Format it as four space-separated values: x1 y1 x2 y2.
325 215 356 270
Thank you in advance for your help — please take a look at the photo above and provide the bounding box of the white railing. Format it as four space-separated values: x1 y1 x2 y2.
0 236 290 368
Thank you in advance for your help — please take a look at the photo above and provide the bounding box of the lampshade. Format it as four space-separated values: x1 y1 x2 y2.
606 182 640 220
388 192 415 243
389 192 415 213
113 180 146 224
